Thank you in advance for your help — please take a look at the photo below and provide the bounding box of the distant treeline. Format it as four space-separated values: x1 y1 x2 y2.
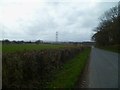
2 39 44 44
92 2 120 46
2 39 95 45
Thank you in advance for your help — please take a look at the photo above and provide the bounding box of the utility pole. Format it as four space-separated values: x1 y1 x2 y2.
56 31 58 42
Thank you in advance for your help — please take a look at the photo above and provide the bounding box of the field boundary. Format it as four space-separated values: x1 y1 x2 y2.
47 48 91 88
3 44 84 89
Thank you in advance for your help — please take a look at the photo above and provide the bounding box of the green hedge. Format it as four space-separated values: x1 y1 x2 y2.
3 46 84 89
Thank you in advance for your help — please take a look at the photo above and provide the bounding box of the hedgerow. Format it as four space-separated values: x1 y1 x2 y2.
3 46 84 89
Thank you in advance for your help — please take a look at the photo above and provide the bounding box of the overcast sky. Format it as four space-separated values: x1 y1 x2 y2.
0 0 119 42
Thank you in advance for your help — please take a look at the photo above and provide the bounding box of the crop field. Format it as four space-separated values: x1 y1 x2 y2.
2 43 91 89
2 43 78 53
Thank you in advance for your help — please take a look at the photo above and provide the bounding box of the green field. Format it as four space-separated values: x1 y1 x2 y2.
2 43 76 53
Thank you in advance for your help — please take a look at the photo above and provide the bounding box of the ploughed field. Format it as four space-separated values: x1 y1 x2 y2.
2 43 91 89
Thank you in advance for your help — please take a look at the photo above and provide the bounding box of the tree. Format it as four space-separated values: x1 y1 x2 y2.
92 2 120 46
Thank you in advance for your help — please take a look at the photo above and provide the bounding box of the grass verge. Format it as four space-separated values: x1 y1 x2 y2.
98 45 120 53
47 47 91 88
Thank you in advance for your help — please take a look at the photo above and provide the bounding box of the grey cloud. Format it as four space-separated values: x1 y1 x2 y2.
0 1 118 41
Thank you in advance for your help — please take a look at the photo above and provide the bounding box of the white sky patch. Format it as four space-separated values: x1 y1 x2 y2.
0 0 119 41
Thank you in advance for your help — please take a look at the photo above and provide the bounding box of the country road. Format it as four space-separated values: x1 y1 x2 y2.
88 47 118 88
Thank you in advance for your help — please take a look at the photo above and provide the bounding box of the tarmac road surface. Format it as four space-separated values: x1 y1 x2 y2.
88 47 118 88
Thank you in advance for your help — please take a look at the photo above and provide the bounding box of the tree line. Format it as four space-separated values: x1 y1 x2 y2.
2 39 44 44
92 2 120 46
